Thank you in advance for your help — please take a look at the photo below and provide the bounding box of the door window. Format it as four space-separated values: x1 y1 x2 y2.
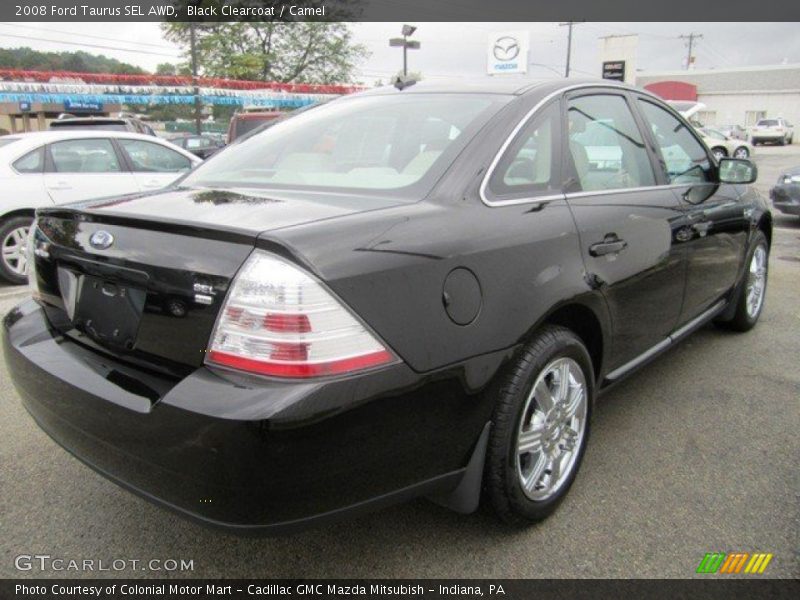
50 139 121 173
118 139 192 173
486 100 561 200
567 94 655 192
638 100 712 185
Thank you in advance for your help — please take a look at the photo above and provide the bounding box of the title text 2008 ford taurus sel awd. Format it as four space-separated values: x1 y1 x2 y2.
3 79 771 532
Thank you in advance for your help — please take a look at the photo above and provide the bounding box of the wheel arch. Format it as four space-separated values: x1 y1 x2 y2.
757 211 773 248
525 298 609 384
1 208 36 223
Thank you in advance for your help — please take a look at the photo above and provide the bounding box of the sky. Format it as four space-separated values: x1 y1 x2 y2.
0 21 799 82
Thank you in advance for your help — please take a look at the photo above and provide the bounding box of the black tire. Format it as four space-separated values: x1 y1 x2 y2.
0 216 33 285
716 230 769 332
485 325 594 525
778 137 785 146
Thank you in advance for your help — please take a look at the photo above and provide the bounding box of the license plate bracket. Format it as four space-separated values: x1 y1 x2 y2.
71 274 146 351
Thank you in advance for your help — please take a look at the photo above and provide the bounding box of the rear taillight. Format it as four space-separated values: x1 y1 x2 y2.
206 250 395 378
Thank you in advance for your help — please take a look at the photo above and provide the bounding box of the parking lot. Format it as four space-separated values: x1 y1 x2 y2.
0 146 798 579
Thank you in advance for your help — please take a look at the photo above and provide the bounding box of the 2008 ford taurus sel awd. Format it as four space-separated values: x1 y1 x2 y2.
4 79 771 532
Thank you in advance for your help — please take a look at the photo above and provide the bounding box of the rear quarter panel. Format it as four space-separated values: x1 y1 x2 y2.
265 199 596 374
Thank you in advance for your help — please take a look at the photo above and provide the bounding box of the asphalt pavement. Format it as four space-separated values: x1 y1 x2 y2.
0 146 798 579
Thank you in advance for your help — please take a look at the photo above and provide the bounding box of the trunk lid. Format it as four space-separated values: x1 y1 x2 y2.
31 186 397 374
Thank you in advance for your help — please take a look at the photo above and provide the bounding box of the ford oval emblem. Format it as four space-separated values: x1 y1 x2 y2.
89 230 114 250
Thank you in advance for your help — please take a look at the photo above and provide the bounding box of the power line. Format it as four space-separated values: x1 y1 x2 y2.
0 22 179 50
0 32 181 58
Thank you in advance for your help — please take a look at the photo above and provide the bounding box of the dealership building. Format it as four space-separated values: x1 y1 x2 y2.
636 63 800 131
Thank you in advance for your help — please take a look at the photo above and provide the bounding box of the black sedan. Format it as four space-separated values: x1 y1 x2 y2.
770 166 800 217
3 79 771 532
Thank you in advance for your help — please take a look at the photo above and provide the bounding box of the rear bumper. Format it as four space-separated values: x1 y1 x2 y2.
3 300 500 533
752 132 787 142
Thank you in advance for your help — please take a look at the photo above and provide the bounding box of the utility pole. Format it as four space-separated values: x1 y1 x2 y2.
190 22 201 135
559 22 583 78
679 32 703 70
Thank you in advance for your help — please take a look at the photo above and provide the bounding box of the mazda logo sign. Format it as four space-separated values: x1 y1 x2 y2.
493 36 520 62
89 230 114 250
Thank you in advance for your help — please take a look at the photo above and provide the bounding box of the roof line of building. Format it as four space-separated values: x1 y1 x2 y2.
638 63 800 77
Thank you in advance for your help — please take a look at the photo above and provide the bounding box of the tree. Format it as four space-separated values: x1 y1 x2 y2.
155 62 178 76
0 47 146 74
161 22 368 83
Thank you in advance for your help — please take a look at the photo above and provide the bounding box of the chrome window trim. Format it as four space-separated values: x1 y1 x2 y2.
479 82 676 208
564 181 712 200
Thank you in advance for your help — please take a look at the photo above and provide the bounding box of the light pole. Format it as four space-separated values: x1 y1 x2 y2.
389 24 420 77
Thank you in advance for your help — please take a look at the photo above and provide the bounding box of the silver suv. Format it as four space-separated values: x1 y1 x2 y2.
751 118 794 146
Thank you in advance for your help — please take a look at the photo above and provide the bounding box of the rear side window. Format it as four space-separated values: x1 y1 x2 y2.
13 147 45 173
487 100 561 200
638 100 712 184
50 139 121 173
118 139 192 172
567 94 655 192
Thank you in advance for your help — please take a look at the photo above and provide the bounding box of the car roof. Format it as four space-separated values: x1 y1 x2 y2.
2 130 163 143
355 77 627 97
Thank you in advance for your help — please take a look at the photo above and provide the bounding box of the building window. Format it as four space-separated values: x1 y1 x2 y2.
745 111 766 127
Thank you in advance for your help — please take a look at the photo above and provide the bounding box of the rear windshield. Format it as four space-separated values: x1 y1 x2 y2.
757 119 779 127
0 137 20 148
50 122 128 131
185 93 508 198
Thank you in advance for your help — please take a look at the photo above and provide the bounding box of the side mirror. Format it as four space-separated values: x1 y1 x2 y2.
719 158 757 184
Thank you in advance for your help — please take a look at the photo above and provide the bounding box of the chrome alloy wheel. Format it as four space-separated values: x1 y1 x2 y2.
516 357 588 501
733 147 750 159
745 244 767 319
1 225 30 277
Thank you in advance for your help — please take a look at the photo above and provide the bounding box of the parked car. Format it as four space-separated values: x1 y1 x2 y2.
770 166 800 217
750 118 794 145
717 124 747 141
0 130 201 284
168 134 225 159
4 80 771 532
697 127 753 160
50 116 157 137
226 109 282 143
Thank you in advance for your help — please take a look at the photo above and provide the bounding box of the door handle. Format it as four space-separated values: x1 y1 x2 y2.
589 235 628 257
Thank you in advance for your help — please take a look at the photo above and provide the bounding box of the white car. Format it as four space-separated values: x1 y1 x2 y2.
750 118 794 146
0 130 201 284
697 127 754 160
